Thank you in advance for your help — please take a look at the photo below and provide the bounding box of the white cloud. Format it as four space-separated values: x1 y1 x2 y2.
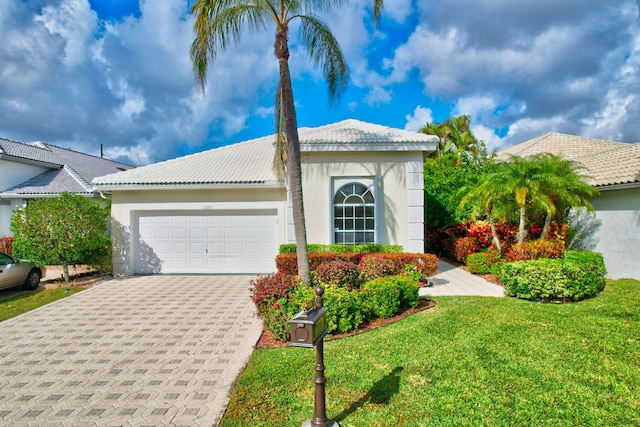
404 105 432 131
471 124 503 153
33 0 97 67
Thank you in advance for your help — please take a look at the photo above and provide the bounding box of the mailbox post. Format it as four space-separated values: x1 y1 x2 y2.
289 285 340 427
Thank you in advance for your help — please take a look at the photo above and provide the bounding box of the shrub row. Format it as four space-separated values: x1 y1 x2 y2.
279 243 403 254
499 250 606 302
276 252 438 281
504 240 565 262
0 236 14 254
251 274 421 340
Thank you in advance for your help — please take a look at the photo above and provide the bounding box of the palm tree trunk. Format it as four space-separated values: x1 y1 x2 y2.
276 27 311 284
488 212 502 253
517 205 528 244
541 214 552 240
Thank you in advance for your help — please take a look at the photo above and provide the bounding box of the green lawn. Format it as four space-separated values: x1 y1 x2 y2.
0 287 85 322
222 279 640 426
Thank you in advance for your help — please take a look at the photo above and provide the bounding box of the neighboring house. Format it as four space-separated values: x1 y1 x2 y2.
499 132 640 280
0 137 134 237
93 119 437 276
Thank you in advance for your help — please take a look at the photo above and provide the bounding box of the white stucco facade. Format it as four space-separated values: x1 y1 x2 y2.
295 151 424 252
590 186 640 280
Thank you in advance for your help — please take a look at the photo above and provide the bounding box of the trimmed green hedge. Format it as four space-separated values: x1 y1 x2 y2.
499 250 606 302
279 243 403 254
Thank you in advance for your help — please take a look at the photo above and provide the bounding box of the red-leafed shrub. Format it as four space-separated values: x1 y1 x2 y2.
0 236 14 254
393 253 439 277
547 222 568 241
275 254 299 274
453 237 480 263
358 255 401 281
528 223 543 239
250 273 300 306
313 259 360 289
467 221 493 247
277 252 361 275
505 240 565 262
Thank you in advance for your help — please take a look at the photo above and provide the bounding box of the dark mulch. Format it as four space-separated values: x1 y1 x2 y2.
256 297 437 349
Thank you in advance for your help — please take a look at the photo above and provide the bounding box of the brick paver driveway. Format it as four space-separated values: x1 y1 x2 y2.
0 276 262 426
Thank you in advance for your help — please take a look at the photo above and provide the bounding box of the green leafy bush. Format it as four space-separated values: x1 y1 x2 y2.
360 277 401 319
499 251 606 302
322 285 366 333
313 259 360 289
384 275 420 310
279 244 403 254
504 240 565 262
466 248 502 274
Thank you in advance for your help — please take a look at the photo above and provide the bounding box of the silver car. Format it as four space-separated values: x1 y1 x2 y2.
0 251 46 291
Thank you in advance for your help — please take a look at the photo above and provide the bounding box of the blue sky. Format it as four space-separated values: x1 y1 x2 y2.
1 0 638 165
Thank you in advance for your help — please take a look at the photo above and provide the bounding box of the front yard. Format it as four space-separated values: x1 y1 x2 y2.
222 279 640 426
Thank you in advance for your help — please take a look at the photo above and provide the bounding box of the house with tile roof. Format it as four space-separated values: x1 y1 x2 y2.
0 137 134 237
499 132 640 280
93 119 437 276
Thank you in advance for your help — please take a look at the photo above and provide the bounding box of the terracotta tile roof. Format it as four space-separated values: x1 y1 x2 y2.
498 132 640 188
93 119 437 187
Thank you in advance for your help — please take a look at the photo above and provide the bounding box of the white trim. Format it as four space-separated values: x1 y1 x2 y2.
93 182 284 191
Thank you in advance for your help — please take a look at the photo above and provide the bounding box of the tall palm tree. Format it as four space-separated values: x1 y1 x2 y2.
190 0 348 283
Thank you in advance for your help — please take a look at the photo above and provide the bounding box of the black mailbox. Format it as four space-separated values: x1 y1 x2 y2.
289 306 328 348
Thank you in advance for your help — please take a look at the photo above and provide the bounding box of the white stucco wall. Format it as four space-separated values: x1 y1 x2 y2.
293 151 425 252
0 159 50 237
0 159 50 192
589 187 640 280
0 200 26 237
109 188 287 276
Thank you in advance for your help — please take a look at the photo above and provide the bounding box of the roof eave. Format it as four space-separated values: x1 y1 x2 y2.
0 153 61 169
92 181 285 191
301 143 436 152
595 181 640 191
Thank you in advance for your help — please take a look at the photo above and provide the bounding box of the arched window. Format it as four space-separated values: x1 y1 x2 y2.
333 182 375 244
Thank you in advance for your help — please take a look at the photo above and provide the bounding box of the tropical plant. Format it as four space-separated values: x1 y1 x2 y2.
532 153 598 239
10 193 109 283
455 154 598 247
419 115 484 161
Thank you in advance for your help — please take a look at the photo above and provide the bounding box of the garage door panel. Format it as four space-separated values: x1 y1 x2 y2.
136 211 278 274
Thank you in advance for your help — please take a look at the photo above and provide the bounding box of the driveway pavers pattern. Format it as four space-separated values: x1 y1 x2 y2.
0 275 262 426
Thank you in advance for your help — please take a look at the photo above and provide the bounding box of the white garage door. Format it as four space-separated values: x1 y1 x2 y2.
136 210 278 274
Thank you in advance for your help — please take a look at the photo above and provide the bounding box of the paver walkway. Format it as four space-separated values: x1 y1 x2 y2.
420 259 504 297
0 275 262 427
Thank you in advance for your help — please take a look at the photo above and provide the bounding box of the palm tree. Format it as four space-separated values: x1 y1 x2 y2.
419 122 451 158
455 177 511 252
531 153 599 239
190 0 348 283
420 115 483 161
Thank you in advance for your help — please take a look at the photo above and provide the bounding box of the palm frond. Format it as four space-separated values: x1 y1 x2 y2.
190 0 270 89
298 15 348 103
